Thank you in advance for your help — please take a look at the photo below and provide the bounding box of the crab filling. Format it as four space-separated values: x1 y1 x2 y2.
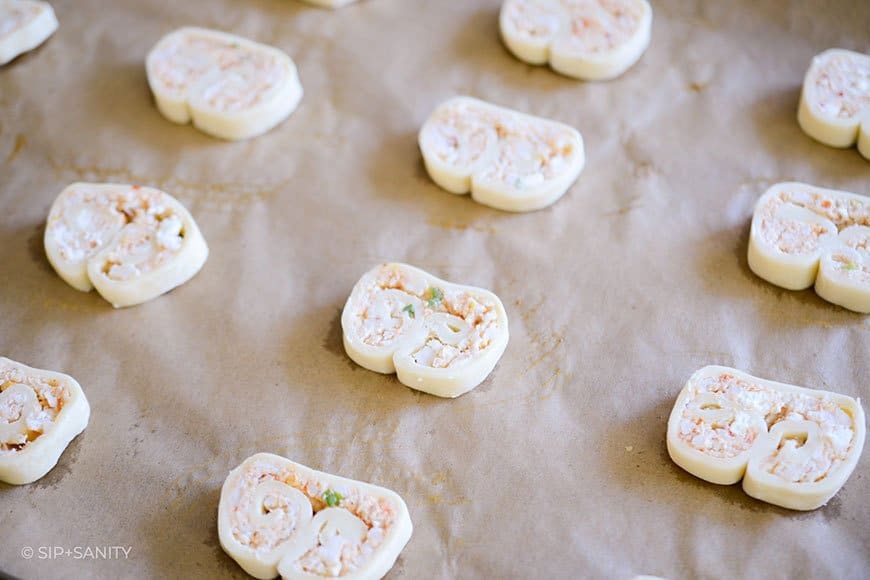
808 53 870 119
830 253 870 280
0 4 40 39
47 186 187 281
678 373 856 483
504 0 563 39
230 461 395 577
484 120 577 188
505 0 646 53
351 265 500 368
0 366 68 454
758 189 870 255
424 113 492 168
425 101 578 191
826 227 870 282
151 33 289 112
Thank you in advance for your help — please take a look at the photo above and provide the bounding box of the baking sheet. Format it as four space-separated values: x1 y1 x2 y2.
1 0 868 578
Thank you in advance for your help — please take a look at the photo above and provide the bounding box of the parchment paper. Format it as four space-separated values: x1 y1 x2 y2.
1 0 868 578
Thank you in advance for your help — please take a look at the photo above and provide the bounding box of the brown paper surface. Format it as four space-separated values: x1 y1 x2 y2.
1 0 868 578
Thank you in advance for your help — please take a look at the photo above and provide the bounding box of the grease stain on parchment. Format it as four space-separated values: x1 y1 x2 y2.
38 294 100 313
404 468 469 507
603 194 644 217
5 133 25 163
471 297 568 409
49 158 285 210
800 318 868 331
427 219 497 233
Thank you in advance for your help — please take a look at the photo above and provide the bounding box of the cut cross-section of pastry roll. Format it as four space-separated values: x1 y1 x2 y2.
0 357 90 485
218 453 412 580
667 366 865 511
342 263 510 398
419 96 585 212
0 0 57 66
146 27 303 141
499 0 652 81
747 182 870 312
797 49 870 159
44 182 209 308
814 225 870 313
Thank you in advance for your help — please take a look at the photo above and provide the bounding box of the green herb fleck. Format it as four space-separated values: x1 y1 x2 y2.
844 263 858 271
323 489 342 507
402 304 415 318
427 286 443 307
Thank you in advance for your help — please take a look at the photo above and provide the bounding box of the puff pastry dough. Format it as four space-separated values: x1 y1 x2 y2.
797 49 870 159
342 263 510 398
0 357 90 485
146 27 303 140
219 453 412 579
419 96 585 212
748 182 870 313
0 0 57 66
667 366 865 510
44 182 209 308
499 0 652 80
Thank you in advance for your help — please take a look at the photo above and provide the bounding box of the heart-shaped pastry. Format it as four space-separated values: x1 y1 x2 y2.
44 182 209 308
218 453 412 580
0 357 90 485
342 263 510 398
146 27 303 141
747 182 869 312
667 366 865 511
419 96 585 212
798 49 870 159
499 0 652 80
0 0 57 65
